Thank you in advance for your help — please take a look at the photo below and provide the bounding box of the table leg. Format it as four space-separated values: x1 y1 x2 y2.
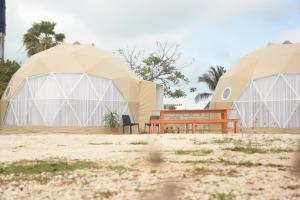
160 112 164 134
185 124 189 134
160 124 164 133
221 111 228 134
150 123 154 134
192 123 195 134
234 121 238 134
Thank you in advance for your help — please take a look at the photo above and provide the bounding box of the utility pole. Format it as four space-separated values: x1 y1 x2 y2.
0 0 5 61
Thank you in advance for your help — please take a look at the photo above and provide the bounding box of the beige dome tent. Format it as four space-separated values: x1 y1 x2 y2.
211 42 300 129
0 44 163 133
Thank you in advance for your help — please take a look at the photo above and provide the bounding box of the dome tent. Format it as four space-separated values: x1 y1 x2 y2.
0 44 162 131
210 42 300 129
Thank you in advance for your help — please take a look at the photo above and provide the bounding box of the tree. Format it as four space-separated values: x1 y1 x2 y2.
118 42 190 98
164 105 176 110
23 21 65 57
192 66 226 108
0 60 20 98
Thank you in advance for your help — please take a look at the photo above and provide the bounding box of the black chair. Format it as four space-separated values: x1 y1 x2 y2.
144 115 160 133
122 115 139 134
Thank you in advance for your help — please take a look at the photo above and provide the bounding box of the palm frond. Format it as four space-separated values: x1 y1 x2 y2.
204 102 210 109
194 92 212 103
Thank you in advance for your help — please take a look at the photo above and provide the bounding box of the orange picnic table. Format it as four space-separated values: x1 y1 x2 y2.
150 109 238 134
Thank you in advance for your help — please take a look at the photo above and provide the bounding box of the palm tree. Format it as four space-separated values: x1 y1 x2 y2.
194 66 226 108
23 21 65 57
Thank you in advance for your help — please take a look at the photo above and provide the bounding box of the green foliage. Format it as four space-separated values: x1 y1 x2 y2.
0 59 20 98
23 21 65 57
190 87 197 92
194 65 226 105
118 42 190 98
0 160 97 175
103 111 120 128
164 105 177 110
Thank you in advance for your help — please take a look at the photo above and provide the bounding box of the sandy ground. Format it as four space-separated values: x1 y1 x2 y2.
0 133 299 200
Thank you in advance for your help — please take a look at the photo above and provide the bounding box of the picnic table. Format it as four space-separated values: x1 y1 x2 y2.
150 109 238 134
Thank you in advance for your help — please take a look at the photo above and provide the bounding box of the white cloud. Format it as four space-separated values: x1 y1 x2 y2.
5 0 298 61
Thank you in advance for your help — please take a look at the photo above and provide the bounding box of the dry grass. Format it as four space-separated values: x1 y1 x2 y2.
130 141 149 145
225 146 295 154
0 159 98 175
209 191 235 200
174 149 213 156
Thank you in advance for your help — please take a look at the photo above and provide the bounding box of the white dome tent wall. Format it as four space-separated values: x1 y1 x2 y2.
211 42 300 131
4 73 132 126
0 44 163 133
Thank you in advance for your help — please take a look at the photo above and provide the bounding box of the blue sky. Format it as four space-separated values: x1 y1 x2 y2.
4 0 300 108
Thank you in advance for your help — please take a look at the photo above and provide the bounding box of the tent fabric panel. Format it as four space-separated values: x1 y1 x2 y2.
3 73 134 127
229 74 300 128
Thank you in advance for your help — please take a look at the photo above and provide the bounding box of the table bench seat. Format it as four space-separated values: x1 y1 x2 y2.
150 118 239 134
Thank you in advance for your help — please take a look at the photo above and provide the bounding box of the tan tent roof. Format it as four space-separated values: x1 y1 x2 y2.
6 43 139 97
211 42 300 108
1 44 159 126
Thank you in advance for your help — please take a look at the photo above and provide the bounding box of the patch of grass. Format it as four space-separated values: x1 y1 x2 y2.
129 141 149 145
212 138 236 144
179 158 285 168
219 158 259 167
88 142 113 145
192 138 237 145
218 158 285 168
105 165 132 173
0 160 98 175
225 146 295 154
263 138 282 143
209 191 235 200
279 156 290 160
268 147 295 153
180 160 217 164
174 149 213 156
224 146 267 154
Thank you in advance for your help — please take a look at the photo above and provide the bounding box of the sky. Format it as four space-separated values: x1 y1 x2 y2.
4 0 300 108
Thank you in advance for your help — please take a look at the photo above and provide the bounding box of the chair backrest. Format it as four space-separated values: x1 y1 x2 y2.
122 115 132 125
149 115 160 122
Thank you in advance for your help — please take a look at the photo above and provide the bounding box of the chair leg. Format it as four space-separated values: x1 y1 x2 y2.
123 126 125 134
130 126 132 134
138 125 140 134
